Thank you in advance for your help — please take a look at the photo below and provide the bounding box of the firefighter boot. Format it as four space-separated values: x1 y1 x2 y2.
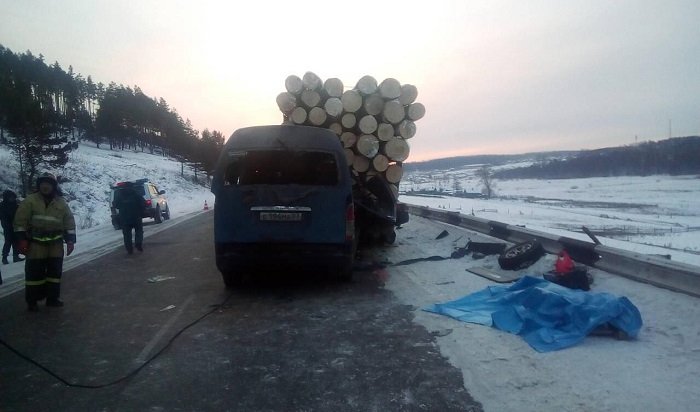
46 299 64 307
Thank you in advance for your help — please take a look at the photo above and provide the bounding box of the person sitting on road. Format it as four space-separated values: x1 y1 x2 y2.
114 182 144 255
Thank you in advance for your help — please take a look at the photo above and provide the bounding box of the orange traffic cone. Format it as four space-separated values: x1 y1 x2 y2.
203 200 209 210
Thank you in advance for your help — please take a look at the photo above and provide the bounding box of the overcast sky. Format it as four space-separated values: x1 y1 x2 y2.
1 0 698 161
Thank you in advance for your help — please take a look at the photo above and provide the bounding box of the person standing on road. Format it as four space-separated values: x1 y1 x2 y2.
115 182 144 255
14 173 76 311
1 189 25 265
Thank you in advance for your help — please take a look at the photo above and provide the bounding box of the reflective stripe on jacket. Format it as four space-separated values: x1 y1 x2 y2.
14 193 76 243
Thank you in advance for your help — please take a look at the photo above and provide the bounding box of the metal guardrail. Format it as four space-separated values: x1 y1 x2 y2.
407 204 700 298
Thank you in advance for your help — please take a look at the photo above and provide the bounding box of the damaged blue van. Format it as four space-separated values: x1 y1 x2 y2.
211 125 356 287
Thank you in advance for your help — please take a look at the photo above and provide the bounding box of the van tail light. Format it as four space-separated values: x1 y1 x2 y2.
345 202 355 242
145 199 152 206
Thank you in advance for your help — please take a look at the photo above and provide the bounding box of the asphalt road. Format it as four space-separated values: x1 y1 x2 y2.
0 212 482 412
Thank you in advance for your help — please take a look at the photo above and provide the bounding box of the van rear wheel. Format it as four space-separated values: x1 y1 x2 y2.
339 260 353 282
338 233 358 282
222 271 242 288
382 228 397 245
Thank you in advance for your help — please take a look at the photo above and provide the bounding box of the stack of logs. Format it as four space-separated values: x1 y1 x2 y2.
276 72 425 198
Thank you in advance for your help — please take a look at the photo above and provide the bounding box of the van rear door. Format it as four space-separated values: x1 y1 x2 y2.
216 149 349 244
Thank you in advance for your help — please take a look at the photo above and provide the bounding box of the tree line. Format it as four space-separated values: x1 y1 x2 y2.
0 44 225 195
494 136 700 179
403 151 579 172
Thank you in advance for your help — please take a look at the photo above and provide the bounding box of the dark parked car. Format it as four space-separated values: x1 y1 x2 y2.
110 178 170 229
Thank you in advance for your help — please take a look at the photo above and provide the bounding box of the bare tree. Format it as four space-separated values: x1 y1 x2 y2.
476 165 496 199
452 176 462 194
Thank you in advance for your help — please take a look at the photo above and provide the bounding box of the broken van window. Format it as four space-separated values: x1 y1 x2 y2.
225 150 338 186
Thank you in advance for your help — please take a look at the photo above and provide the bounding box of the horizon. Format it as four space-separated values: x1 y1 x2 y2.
1 1 698 162
405 134 700 164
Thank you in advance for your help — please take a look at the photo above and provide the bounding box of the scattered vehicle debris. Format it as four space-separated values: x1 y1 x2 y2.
543 250 592 291
435 230 449 240
544 269 592 291
466 266 521 283
430 329 453 337
147 275 176 283
582 226 602 245
466 240 506 255
498 240 545 270
393 255 450 266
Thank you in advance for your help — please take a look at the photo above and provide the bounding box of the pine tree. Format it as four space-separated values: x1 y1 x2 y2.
5 75 71 195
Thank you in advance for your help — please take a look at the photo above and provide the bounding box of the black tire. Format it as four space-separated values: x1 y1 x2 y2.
338 260 353 282
164 206 171 220
154 206 163 223
339 229 360 282
367 230 382 246
498 240 545 270
382 229 397 245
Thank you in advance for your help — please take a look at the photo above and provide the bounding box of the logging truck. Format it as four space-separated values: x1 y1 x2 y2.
211 73 421 286
275 72 423 243
211 125 406 287
277 74 423 186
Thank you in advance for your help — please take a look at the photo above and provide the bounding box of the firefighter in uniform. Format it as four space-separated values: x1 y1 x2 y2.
14 173 76 311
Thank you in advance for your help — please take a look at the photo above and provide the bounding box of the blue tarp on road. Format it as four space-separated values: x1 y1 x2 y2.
424 276 643 352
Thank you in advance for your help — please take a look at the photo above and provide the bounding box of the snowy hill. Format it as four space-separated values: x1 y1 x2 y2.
0 142 215 230
0 142 215 291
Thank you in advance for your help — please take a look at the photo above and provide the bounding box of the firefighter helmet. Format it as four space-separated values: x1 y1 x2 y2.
36 172 58 187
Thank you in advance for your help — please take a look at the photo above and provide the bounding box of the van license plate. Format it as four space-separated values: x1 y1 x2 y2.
259 212 303 222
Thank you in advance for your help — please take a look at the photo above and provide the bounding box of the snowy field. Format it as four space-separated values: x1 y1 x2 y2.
395 163 700 410
402 167 700 266
0 142 215 293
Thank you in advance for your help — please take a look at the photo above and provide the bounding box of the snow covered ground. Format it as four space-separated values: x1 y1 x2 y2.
379 216 700 412
402 169 700 266
0 142 215 295
396 164 700 410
